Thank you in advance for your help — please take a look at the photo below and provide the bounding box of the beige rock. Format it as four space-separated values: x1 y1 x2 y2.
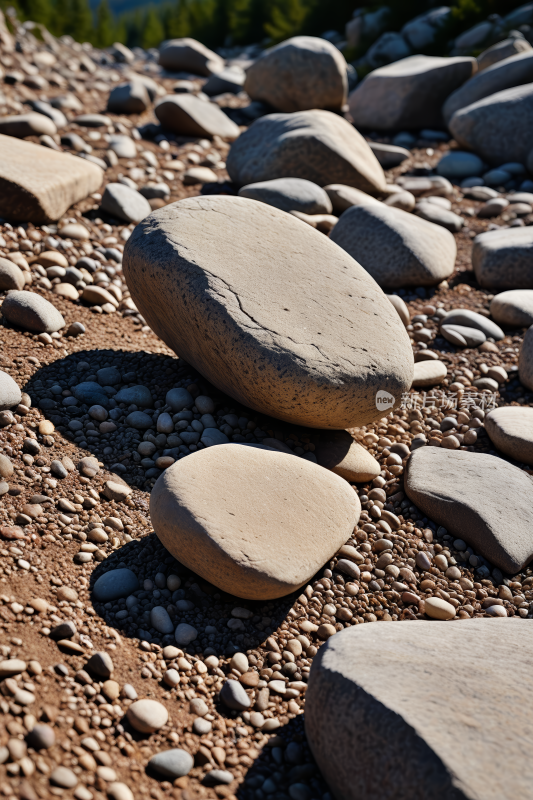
155 94 240 140
315 431 380 483
324 184 381 214
126 699 168 733
485 406 533 465
244 36 347 113
0 135 103 223
491 289 533 326
290 210 338 233
150 444 360 600
158 38 224 76
305 619 533 800
35 251 69 269
519 324 533 391
182 166 218 185
103 480 132 501
412 359 447 387
424 596 455 619
53 283 79 301
383 190 416 212
0 257 24 291
386 294 410 326
0 113 57 138
123 196 413 429
227 110 387 196
82 286 119 308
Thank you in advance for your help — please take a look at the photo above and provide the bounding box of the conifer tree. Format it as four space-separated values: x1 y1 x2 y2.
94 0 115 47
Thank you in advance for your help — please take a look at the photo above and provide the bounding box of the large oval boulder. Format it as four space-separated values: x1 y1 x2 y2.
329 203 456 288
150 444 360 600
123 196 413 429
244 36 347 113
226 110 387 196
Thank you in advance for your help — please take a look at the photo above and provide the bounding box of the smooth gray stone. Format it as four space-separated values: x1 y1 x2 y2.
473 227 533 289
449 82 533 166
73 381 109 406
443 49 533 124
349 55 475 130
107 80 150 114
108 135 137 159
139 183 170 200
0 370 21 411
415 202 464 232
100 183 152 224
477 37 532 72
329 203 456 288
485 406 533 464
201 428 230 446
368 142 410 168
442 308 504 339
97 366 121 386
149 749 194 779
491 289 533 326
86 651 114 678
93 568 139 601
150 606 174 634
30 100 67 128
440 323 486 347
155 94 240 139
220 679 251 710
405 446 533 572
1 290 64 333
126 411 153 429
165 388 193 411
203 770 234 785
158 38 224 76
238 177 332 215
114 385 153 407
305 620 533 800
436 151 484 179
203 67 245 96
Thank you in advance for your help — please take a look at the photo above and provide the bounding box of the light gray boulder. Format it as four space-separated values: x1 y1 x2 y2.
329 203 456 288
477 37 532 72
100 183 151 224
158 38 224 76
238 178 332 215
306 620 533 800
1 290 65 332
123 195 413 430
485 406 533 464
449 83 533 165
415 201 464 232
443 50 533 124
155 94 240 140
491 289 533 326
244 36 347 113
0 370 21 410
350 55 475 131
107 80 150 114
405 446 533 572
473 227 533 288
227 110 387 196
203 67 245 96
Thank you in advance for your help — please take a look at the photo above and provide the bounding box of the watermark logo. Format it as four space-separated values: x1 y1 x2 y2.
376 390 395 411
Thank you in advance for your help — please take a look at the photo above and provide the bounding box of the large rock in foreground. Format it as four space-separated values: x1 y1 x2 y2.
405 446 533 573
244 36 347 113
123 196 413 429
329 203 456 288
158 37 224 76
349 55 475 131
0 134 103 223
473 227 533 289
449 83 533 165
306 619 533 800
443 49 533 123
151 444 360 600
226 110 387 196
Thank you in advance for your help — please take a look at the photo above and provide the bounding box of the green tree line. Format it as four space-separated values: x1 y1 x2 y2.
0 0 529 54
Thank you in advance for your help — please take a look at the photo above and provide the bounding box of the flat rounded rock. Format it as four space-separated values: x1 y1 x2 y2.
155 94 240 140
424 596 455 620
158 38 224 76
324 184 381 214
115 385 153 407
1 290 65 332
440 324 486 347
442 308 504 340
100 183 151 224
0 370 21 411
315 431 380 483
150 443 360 600
305 619 533 800
93 568 139 601
148 749 194 779
0 113 57 138
126 699 168 733
485 406 533 464
227 110 387 196
405 446 533 573
123 195 413 429
412 360 447 387
473 228 533 290
330 203 456 288
238 177 332 215
386 294 410 326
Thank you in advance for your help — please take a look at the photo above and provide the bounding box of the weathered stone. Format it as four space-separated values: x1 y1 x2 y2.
329 203 456 288
244 36 347 113
519 324 533 391
150 444 360 600
415 201 464 233
473 228 533 289
477 37 532 72
491 289 533 326
305 619 533 800
485 407 533 464
441 309 504 340
405 446 533 573
368 142 410 168
155 94 240 140
443 49 533 124
386 294 410 326
100 183 151 224
238 178 332 215
412 360 447 387
107 80 150 114
315 432 380 483
0 371 21 410
203 67 245 96
324 184 381 213
126 699 168 733
449 83 533 165
0 257 24 291
0 113 56 138
227 110 387 196
0 135 103 223
158 38 224 76
349 55 475 131
148 749 194 779
1 291 65 333
123 196 413 429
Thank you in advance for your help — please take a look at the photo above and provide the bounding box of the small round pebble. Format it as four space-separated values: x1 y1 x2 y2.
220 679 251 710
175 622 198 645
50 766 78 788
107 783 134 800
148 748 194 778
126 699 168 733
